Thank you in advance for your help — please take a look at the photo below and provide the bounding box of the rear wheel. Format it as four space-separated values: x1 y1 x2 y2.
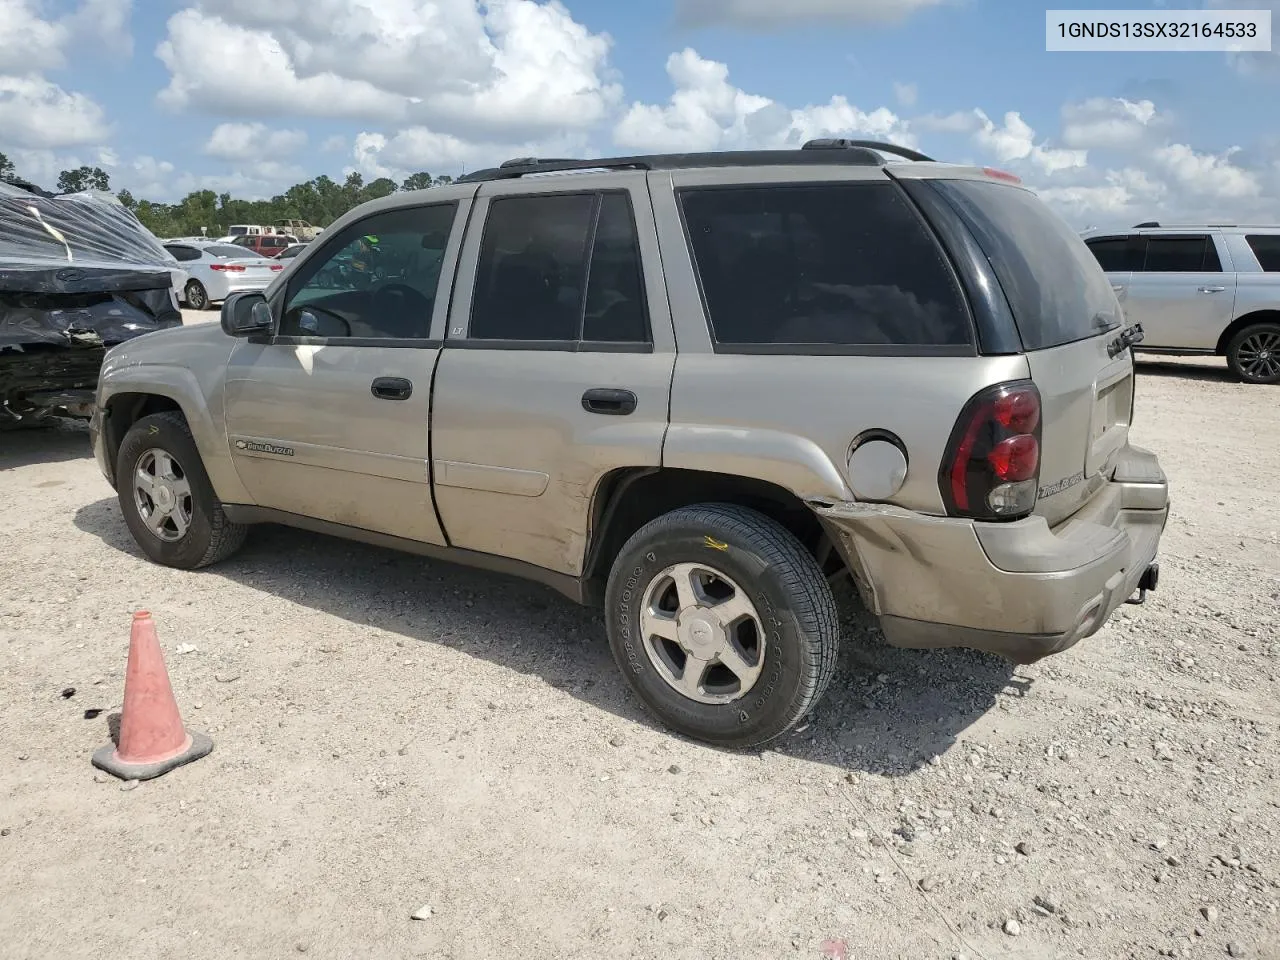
116 412 247 569
1226 322 1280 384
184 279 210 311
605 504 839 748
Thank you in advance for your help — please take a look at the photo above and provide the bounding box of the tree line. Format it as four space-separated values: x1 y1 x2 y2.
0 153 452 239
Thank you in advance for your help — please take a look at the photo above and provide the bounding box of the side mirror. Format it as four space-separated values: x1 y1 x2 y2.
221 292 273 339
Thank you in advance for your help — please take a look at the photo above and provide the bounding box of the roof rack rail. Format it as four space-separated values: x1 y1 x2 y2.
458 144 896 183
499 156 577 169
801 138 935 162
1133 221 1161 228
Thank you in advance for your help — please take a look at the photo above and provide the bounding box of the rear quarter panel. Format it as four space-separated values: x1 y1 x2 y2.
1222 235 1280 323
647 167 1029 511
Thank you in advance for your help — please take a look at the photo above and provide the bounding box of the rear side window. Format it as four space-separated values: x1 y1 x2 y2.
1142 236 1220 272
1085 236 1140 272
470 192 650 345
1246 234 1280 271
678 183 970 350
164 244 201 263
932 179 1121 351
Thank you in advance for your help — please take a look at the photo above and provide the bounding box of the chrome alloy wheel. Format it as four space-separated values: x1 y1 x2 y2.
133 448 194 542
638 562 767 705
1236 330 1280 382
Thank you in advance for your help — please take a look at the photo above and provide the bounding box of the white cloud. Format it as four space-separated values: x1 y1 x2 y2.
614 48 914 154
350 126 590 181
0 75 109 148
674 0 947 29
892 81 917 108
1151 143 1261 200
972 109 1087 175
0 0 122 155
1034 167 1168 223
0 0 67 71
914 110 979 135
156 10 404 121
204 122 308 161
1060 97 1161 151
65 0 133 61
0 0 132 70
156 1 620 140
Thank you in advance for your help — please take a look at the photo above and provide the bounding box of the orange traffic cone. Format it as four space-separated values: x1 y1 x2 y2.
92 611 213 781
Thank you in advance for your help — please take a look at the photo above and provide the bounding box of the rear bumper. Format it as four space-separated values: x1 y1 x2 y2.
813 444 1169 664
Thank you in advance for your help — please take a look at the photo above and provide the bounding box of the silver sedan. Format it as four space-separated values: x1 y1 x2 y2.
161 241 285 310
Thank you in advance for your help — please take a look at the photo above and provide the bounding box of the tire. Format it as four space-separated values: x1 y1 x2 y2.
115 411 248 569
184 279 211 311
1226 322 1280 384
605 503 839 749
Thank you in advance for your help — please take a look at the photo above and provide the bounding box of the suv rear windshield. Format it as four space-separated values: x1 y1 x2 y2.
932 179 1122 351
678 182 972 351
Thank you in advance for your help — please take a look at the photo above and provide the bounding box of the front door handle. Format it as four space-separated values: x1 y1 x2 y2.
371 377 413 401
1111 283 1126 293
1198 286 1227 294
581 387 637 416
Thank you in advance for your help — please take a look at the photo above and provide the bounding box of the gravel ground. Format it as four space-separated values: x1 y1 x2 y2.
1 344 1277 960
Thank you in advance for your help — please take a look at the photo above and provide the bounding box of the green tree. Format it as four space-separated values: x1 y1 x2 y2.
57 165 111 193
363 177 398 200
0 152 15 181
124 165 473 239
401 171 435 192
116 188 136 209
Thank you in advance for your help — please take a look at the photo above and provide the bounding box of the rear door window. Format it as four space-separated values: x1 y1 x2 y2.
469 191 651 346
1085 236 1140 272
931 179 1122 351
1245 234 1280 271
677 182 972 351
1142 236 1220 272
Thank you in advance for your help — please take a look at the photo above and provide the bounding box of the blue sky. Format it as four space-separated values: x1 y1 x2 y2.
2 0 1278 228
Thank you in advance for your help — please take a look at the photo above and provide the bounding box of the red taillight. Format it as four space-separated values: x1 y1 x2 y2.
269 264 283 271
209 263 246 272
993 391 1040 433
940 381 1042 520
988 434 1039 482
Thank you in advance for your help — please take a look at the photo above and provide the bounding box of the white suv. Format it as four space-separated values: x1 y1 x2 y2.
1083 224 1280 384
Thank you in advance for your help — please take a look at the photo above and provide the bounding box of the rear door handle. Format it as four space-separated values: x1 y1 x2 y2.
581 387 637 416
1198 286 1226 294
371 377 413 401
1111 283 1126 292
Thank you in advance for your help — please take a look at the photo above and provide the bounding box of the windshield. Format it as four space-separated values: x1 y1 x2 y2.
228 226 250 236
931 179 1122 351
209 244 260 258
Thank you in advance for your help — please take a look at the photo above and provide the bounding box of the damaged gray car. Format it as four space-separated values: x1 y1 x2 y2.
1 180 183 428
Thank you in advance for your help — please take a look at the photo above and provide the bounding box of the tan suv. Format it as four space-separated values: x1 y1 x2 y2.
90 141 1169 747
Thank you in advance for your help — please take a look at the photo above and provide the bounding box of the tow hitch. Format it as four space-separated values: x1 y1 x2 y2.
1126 562 1160 606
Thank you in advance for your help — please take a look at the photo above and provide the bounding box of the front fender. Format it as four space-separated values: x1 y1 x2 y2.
662 424 852 502
98 360 248 505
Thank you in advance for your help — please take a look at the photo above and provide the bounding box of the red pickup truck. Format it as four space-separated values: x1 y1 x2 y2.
231 234 298 258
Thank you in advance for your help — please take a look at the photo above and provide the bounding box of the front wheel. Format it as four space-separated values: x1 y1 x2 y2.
116 412 248 569
1226 322 1280 384
605 504 839 748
